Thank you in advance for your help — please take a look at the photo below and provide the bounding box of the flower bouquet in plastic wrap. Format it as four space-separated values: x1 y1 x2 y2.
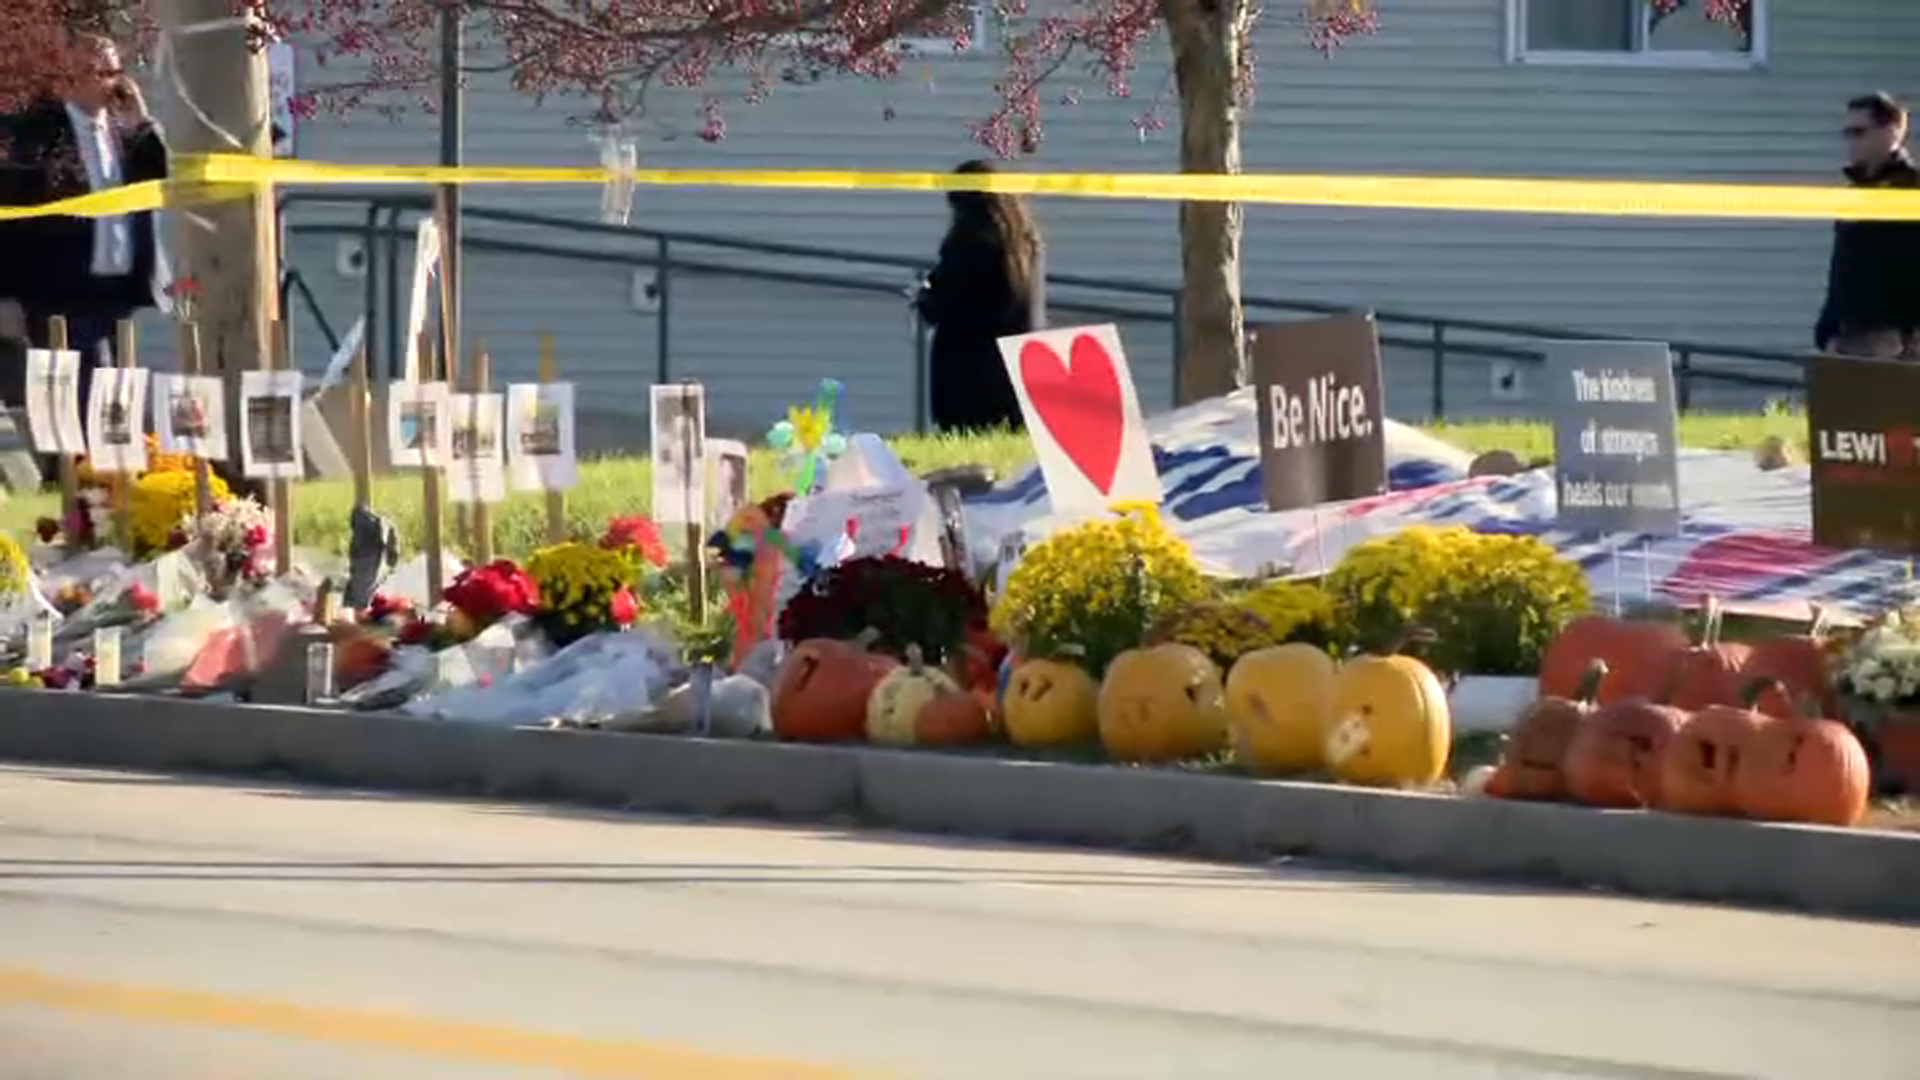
336 562 549 709
175 495 273 600
399 625 680 727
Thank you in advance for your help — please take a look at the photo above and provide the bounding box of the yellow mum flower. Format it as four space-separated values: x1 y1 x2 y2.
992 505 1208 675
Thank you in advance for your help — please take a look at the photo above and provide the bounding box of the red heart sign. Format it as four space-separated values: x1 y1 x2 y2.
1018 334 1126 495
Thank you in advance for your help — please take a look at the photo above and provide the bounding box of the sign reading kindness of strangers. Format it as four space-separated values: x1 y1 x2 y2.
1545 341 1681 536
1250 313 1388 512
1807 354 1920 555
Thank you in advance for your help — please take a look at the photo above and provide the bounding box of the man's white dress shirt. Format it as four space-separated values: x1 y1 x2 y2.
62 101 170 311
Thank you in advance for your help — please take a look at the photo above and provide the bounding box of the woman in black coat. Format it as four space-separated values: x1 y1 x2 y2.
915 160 1043 432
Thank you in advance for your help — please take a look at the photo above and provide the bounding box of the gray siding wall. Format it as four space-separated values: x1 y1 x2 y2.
147 0 1918 446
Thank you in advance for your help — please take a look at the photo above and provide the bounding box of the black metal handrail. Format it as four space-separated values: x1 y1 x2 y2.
275 190 1806 424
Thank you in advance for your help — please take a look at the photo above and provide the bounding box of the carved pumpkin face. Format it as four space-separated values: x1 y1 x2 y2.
914 690 994 746
1494 661 1607 801
866 645 960 747
770 637 899 743
1324 653 1451 789
1003 658 1100 748
1735 711 1870 826
1096 644 1228 764
1564 699 1686 808
1660 698 1772 816
1539 616 1686 706
1224 642 1338 776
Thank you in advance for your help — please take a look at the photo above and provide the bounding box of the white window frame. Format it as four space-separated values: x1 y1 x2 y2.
1505 0 1769 70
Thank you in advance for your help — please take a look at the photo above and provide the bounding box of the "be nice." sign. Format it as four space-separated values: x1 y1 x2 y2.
1251 313 1389 512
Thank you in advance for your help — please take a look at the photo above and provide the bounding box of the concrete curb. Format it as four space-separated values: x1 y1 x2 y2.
2 690 1916 922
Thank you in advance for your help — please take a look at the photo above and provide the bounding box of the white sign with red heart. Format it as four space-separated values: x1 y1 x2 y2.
996 323 1162 517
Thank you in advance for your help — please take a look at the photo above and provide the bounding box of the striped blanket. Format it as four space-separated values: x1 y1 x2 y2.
964 390 1916 622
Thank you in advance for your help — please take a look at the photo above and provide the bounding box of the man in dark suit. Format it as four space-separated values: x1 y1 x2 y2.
0 32 169 410
1815 92 1918 361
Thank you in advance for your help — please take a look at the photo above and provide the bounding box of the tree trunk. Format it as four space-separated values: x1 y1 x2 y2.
1161 0 1247 405
154 0 278 485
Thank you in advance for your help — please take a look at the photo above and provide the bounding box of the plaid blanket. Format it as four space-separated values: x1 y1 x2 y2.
965 391 1915 621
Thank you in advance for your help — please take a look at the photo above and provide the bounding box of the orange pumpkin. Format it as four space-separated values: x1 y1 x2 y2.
1564 697 1687 809
1667 597 1751 711
1742 607 1839 720
914 690 994 746
1539 615 1686 706
1492 660 1607 801
1733 683 1870 827
1659 679 1775 816
770 633 900 742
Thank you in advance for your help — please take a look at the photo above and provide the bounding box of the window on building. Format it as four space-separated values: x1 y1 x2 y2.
1511 0 1764 66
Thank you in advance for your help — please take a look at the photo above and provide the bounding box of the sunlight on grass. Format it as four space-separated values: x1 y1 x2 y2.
0 413 1802 562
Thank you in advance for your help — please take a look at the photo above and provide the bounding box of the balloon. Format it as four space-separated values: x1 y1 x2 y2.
767 421 796 450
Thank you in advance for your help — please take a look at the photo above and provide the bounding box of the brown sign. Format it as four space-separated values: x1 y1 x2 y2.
1250 313 1388 511
1807 354 1920 554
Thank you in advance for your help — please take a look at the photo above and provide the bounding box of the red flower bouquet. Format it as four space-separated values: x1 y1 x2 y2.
443 560 540 627
601 514 670 568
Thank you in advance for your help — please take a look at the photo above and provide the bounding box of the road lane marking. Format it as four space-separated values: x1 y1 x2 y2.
0 966 885 1078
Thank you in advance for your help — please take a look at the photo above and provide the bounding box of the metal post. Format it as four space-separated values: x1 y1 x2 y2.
361 203 379 371
913 307 929 433
1170 293 1184 374
1430 322 1447 419
655 236 672 383
384 206 404 380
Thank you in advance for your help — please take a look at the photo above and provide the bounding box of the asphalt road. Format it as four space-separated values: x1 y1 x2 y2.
0 763 1914 1079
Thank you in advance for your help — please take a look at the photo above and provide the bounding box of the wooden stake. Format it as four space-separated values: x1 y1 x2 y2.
537 333 567 545
178 320 214 517
428 187 460 601
268 321 294 577
679 381 706 625
349 341 372 508
49 316 79 556
110 320 136 553
469 341 493 564
419 329 446 605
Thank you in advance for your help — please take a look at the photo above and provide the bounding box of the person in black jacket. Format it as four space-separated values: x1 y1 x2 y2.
1815 92 1917 360
0 33 170 400
915 159 1043 431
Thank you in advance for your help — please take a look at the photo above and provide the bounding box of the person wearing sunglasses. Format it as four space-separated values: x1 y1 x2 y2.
1814 92 1917 361
0 30 170 476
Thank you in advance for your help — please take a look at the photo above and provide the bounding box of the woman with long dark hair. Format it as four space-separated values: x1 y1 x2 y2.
915 159 1043 431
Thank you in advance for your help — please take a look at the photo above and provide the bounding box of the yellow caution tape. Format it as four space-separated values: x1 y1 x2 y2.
0 151 1916 222
0 180 167 219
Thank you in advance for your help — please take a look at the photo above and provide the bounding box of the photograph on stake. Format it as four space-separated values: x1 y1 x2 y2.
239 370 305 480
150 373 228 460
448 391 506 504
84 366 149 475
24 349 85 455
506 381 578 491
